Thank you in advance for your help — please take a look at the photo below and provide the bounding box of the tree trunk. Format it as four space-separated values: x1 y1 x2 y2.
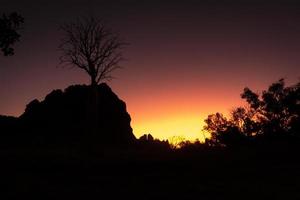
91 76 97 87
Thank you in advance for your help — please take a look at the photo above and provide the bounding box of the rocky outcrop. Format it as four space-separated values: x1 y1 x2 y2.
0 83 136 153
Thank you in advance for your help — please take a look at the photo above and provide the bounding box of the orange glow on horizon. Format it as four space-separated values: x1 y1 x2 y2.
132 114 207 142
123 86 245 142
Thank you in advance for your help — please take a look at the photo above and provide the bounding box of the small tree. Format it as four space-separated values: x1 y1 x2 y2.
0 12 24 56
58 17 127 144
203 113 231 144
59 16 126 86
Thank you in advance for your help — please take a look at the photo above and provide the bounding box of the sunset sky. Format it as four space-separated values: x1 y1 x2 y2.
0 0 300 141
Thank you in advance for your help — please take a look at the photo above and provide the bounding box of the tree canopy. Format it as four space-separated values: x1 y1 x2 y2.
204 79 300 147
59 16 126 86
0 12 24 56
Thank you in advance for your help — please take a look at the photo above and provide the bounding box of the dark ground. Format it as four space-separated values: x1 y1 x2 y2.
2 147 300 199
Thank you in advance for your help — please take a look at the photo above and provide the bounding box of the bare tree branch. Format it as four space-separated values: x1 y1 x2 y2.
58 16 127 86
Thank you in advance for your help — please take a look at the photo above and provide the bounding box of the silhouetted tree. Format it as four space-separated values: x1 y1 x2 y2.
230 106 259 137
203 113 231 145
0 12 24 56
59 16 127 139
241 79 300 136
59 16 126 86
168 136 187 149
204 79 300 146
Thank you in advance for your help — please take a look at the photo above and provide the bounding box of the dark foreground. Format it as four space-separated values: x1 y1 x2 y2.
2 147 300 200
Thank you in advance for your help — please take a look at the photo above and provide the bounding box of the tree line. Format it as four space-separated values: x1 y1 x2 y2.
203 79 300 147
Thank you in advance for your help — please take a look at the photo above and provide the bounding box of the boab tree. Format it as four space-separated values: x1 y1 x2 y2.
59 16 126 86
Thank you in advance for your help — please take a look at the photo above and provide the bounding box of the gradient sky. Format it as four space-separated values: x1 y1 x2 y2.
0 0 300 141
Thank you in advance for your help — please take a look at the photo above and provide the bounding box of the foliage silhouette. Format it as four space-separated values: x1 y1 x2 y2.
204 79 300 147
0 12 24 56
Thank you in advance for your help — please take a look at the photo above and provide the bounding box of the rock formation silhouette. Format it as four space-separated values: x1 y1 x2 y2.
0 83 136 155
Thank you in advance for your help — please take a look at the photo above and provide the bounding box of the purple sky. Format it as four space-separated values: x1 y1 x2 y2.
1 0 299 139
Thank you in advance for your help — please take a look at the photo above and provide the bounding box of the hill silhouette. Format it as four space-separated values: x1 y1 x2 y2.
0 81 300 199
0 83 136 156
